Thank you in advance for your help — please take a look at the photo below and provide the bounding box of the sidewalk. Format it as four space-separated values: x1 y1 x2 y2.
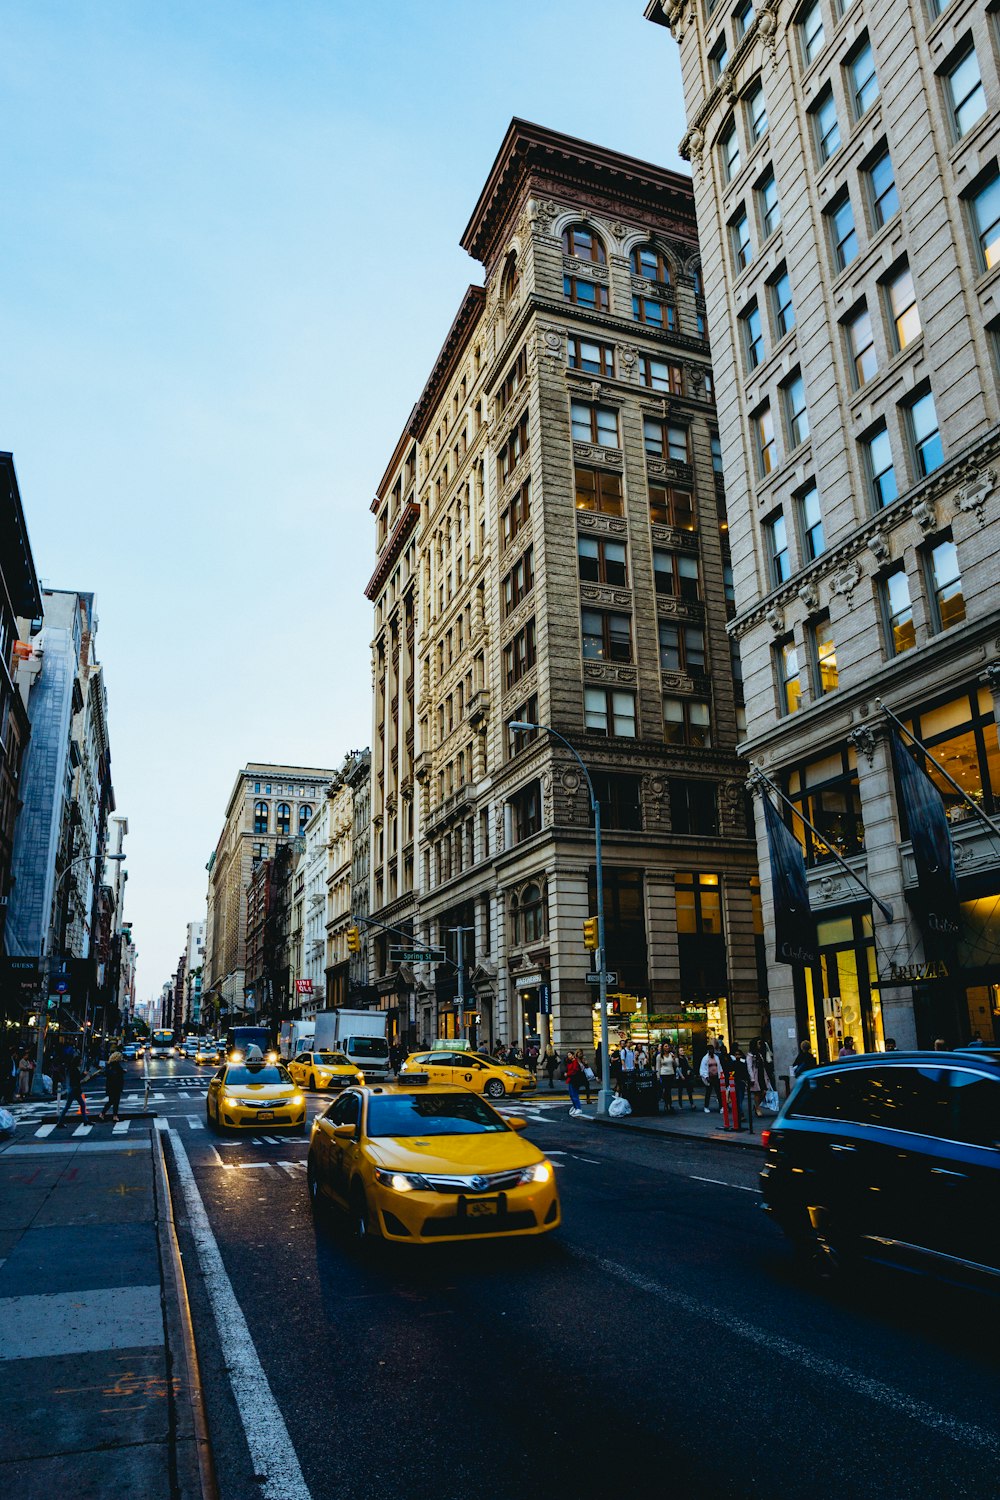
574 1098 768 1148
0 1121 209 1500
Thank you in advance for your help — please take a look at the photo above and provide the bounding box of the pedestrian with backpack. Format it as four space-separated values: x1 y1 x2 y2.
565 1052 585 1117
56 1048 92 1126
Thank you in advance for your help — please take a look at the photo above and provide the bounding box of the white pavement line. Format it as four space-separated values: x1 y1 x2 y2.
573 1249 1000 1456
168 1132 313 1500
152 1092 165 1101
207 1146 225 1167
154 1116 169 1132
690 1175 761 1193
178 1091 190 1099
112 1120 131 1135
237 1161 272 1170
186 1117 204 1131
72 1124 92 1137
572 1156 602 1165
34 1124 55 1138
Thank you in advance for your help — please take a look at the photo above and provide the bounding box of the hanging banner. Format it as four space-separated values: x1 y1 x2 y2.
889 729 959 952
763 792 817 965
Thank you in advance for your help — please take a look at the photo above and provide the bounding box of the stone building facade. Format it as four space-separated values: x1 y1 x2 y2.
648 0 1000 1069
366 120 762 1055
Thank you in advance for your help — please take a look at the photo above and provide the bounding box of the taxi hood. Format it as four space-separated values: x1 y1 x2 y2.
366 1131 543 1175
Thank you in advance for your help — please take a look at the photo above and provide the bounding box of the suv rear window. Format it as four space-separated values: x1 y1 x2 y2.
788 1065 954 1137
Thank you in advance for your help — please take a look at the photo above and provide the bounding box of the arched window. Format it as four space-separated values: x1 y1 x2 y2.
276 802 291 837
630 243 671 284
298 805 312 834
562 223 606 263
521 881 546 944
253 801 268 835
502 251 520 304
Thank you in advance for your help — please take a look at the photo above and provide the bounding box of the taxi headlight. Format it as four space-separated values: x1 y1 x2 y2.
374 1169 428 1193
231 1051 244 1062
503 1070 518 1079
291 1094 305 1106
266 1051 278 1063
520 1162 552 1185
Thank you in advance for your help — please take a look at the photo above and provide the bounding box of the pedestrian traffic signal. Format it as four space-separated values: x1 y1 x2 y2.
346 925 361 953
582 916 599 951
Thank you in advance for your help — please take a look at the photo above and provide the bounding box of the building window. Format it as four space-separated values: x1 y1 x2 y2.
568 336 615 376
906 388 943 476
503 620 536 688
254 782 260 793
298 805 312 835
758 169 781 237
732 210 752 271
563 272 609 310
582 609 633 663
880 567 916 655
754 402 777 476
946 45 986 138
868 149 899 228
659 620 706 674
764 511 791 586
970 169 1000 271
501 547 534 617
575 466 623 516
721 121 741 182
846 304 877 387
849 39 879 118
711 434 724 474
578 535 628 586
885 264 920 350
810 615 839 695
512 880 547 944
496 348 528 414
591 772 643 832
813 88 841 162
747 82 768 142
562 223 606 262
926 536 966 630
585 687 637 737
630 243 671 283
742 303 765 370
509 781 542 844
498 411 529 484
776 637 802 715
649 484 696 530
735 0 755 37
276 803 291 837
501 477 531 547
253 801 269 835
801 0 825 64
770 268 795 337
638 355 684 394
783 372 809 448
710 32 729 78
664 697 712 748
632 294 676 330
798 484 825 560
670 780 719 835
905 687 1000 818
654 548 701 600
571 401 619 447
864 424 898 508
643 418 690 462
784 748 864 865
507 694 538 758
829 193 859 270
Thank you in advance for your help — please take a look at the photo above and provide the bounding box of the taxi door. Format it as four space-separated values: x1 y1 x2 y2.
288 1053 310 1087
324 1091 362 1206
417 1052 454 1087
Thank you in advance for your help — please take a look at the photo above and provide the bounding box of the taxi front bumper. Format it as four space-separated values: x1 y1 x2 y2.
218 1097 306 1129
371 1176 560 1243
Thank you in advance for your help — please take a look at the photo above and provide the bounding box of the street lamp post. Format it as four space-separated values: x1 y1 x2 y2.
31 851 126 1096
509 722 614 1118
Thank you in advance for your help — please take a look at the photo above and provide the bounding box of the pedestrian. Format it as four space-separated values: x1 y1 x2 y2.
542 1045 557 1088
609 1048 622 1091
56 1049 91 1126
16 1047 35 1100
731 1045 750 1118
635 1043 649 1070
966 1031 985 1048
575 1050 593 1104
565 1051 585 1117
620 1041 637 1075
791 1040 817 1077
747 1037 774 1116
0 1042 15 1104
655 1041 677 1113
839 1036 857 1058
715 1037 733 1082
99 1048 126 1123
884 1037 897 1052
675 1045 695 1110
594 1040 603 1081
700 1044 723 1114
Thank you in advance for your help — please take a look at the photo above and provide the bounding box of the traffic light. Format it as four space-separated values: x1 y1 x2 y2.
346 925 361 953
582 916 599 951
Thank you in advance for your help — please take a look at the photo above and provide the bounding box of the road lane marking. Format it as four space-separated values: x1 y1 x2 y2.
572 1249 1000 1456
112 1121 131 1135
168 1131 312 1500
690 1175 761 1193
34 1125 55 1138
186 1117 203 1131
72 1124 92 1137
154 1117 169 1132
573 1156 602 1165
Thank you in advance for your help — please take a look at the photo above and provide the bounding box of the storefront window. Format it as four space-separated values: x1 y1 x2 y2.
906 688 1000 821
676 873 729 1020
784 746 864 867
589 867 647 998
799 911 881 1063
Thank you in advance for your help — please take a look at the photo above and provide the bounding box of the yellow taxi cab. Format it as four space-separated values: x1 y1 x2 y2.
306 1078 560 1244
206 1059 307 1133
286 1049 364 1092
399 1049 536 1101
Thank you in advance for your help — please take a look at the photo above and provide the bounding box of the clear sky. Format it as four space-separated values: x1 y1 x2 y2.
1 1 688 999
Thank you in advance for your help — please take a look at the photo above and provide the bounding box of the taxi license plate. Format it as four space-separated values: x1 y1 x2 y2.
467 1198 499 1217
257 1111 275 1121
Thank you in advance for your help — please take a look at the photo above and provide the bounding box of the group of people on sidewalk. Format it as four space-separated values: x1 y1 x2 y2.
0 1039 128 1123
554 1036 777 1120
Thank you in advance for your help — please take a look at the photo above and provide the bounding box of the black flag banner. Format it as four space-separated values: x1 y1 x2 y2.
763 792 817 966
889 728 959 951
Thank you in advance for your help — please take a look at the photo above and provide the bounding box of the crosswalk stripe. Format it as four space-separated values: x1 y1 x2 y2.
112 1120 131 1135
186 1116 203 1131
35 1124 55 1138
72 1123 92 1137
178 1091 190 1099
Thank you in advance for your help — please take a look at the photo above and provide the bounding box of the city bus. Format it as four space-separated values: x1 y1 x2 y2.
149 1028 176 1059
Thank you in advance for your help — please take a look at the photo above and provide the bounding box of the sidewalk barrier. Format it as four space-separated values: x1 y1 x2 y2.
721 1077 741 1131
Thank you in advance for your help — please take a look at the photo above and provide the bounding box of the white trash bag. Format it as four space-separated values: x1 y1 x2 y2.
763 1087 780 1114
0 1107 16 1137
41 1073 54 1098
608 1095 632 1118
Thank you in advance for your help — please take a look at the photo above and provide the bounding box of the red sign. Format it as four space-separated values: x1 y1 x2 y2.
295 979 313 994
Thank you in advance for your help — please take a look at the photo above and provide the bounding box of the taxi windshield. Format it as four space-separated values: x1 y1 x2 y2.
316 1052 350 1066
224 1065 290 1087
366 1093 506 1138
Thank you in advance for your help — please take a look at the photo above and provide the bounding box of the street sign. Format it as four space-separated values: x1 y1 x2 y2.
586 971 618 987
390 947 446 964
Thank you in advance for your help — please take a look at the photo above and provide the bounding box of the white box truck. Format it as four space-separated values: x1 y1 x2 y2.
279 1020 315 1060
312 1009 390 1080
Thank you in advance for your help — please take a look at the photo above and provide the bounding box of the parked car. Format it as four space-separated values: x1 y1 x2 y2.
760 1049 1000 1286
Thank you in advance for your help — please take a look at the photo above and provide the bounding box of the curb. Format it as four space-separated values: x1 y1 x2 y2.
153 1127 219 1500
592 1116 765 1150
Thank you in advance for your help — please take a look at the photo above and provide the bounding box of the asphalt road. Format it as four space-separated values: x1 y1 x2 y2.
138 1058 1000 1500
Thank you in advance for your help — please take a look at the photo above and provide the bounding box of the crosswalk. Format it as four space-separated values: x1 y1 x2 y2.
18 1115 307 1141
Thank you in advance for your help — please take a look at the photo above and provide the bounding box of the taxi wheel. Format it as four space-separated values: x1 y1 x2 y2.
307 1158 325 1216
349 1182 375 1243
309 1073 317 1092
205 1100 214 1131
484 1078 506 1100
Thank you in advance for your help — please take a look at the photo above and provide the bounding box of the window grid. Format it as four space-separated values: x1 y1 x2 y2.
811 617 839 696
744 303 765 369
972 171 1000 270
747 83 768 142
659 621 707 674
927 538 966 631
756 403 777 476
654 548 701 600
784 373 810 448
866 425 898 508
722 123 741 182
847 305 877 387
850 40 879 118
798 485 825 560
759 170 781 237
643 419 690 462
766 512 791 586
882 568 915 655
802 0 825 63
585 687 637 738
869 150 899 228
777 638 802 715
571 402 619 447
947 47 986 138
663 697 712 748
886 265 921 350
815 90 841 162
907 389 943 477
831 195 859 270
771 270 795 335
733 211 753 271
568 337 614 376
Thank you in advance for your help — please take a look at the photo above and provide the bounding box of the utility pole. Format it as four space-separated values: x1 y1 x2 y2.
448 925 475 1043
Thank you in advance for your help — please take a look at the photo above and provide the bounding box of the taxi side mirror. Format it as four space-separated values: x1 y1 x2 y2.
331 1123 357 1140
506 1117 528 1132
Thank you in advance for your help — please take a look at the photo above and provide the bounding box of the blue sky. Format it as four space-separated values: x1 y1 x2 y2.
0 1 688 998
